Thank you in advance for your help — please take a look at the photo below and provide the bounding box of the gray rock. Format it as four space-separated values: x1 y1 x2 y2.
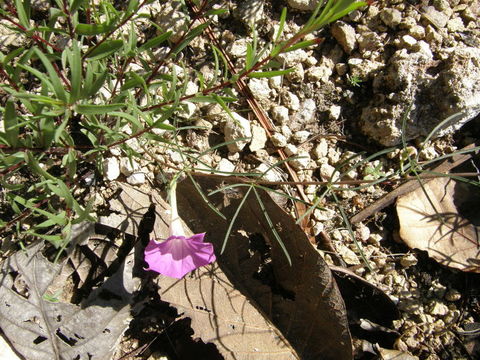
103 158 120 181
290 151 311 170
126 172 146 185
289 98 316 131
271 133 288 147
249 125 268 152
422 6 449 29
234 0 265 28
331 21 357 54
271 106 290 124
287 0 318 11
224 113 252 152
361 47 480 146
216 158 236 174
155 1 190 43
120 158 140 176
380 8 402 28
249 78 272 105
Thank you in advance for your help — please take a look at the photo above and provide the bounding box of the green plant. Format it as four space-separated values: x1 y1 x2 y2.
0 0 367 259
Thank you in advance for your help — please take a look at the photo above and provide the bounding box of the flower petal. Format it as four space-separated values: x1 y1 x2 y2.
144 234 216 279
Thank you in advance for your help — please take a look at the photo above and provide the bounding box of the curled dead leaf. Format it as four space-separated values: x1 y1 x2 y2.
397 176 480 272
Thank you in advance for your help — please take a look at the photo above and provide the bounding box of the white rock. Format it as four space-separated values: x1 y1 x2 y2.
293 130 310 143
380 8 402 27
307 65 332 83
329 105 342 120
290 151 311 170
281 125 292 139
249 125 268 152
185 81 199 96
282 91 300 111
126 172 146 185
228 38 248 57
155 1 189 43
292 99 316 125
337 245 361 265
271 106 289 124
234 0 264 28
429 302 449 316
255 163 283 182
356 224 371 242
249 78 271 102
320 163 338 181
314 138 329 159
314 208 335 221
447 17 464 32
224 113 252 152
287 0 317 11
331 21 357 54
168 150 184 164
177 102 197 118
400 35 417 48
277 49 309 67
271 133 287 147
216 158 235 174
284 144 298 156
103 157 120 181
312 223 324 236
120 158 140 176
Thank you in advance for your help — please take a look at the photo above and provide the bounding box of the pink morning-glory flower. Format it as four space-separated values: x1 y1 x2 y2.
144 182 216 279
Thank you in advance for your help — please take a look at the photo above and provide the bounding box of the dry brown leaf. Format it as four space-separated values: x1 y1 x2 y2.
397 177 480 272
177 176 352 360
158 266 298 360
105 183 300 359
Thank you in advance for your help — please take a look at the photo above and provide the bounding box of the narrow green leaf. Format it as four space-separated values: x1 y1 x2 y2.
4 99 19 147
205 8 228 17
246 43 255 71
33 48 67 102
69 41 82 102
247 68 295 78
40 117 55 147
75 23 111 36
188 174 226 220
138 31 172 53
221 186 253 253
284 39 319 53
187 95 236 103
253 187 292 266
86 40 124 60
24 152 55 180
75 103 125 114
126 0 139 14
14 0 31 29
9 92 63 106
26 231 63 247
275 8 287 43
17 63 54 89
54 115 69 143
87 70 108 98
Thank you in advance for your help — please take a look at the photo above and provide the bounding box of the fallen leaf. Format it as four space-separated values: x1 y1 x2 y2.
176 176 352 360
0 335 21 360
105 183 300 359
0 238 137 360
397 176 480 272
158 265 299 360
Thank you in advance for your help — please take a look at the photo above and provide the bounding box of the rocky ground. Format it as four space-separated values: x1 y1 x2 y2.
1 0 480 359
